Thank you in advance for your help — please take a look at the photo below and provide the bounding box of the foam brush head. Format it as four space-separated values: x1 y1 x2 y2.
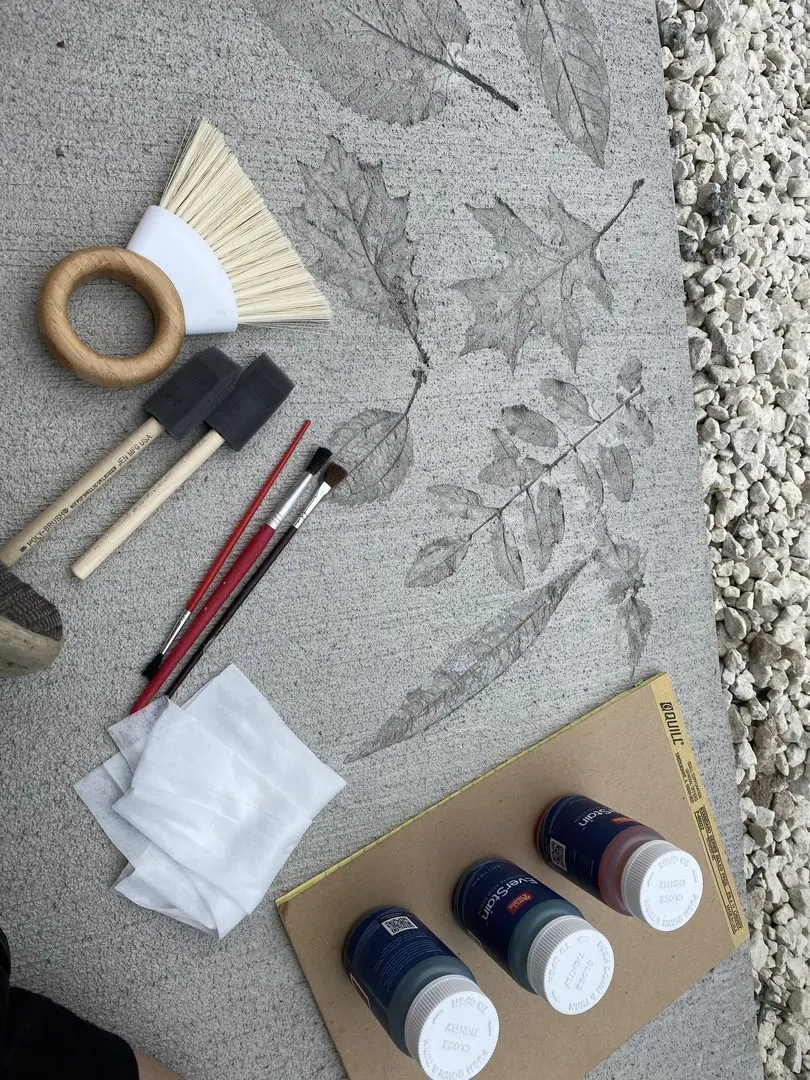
143 346 240 440
206 354 294 451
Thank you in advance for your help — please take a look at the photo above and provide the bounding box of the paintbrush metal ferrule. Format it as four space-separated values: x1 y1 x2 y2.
160 609 192 654
292 480 332 529
264 446 331 531
265 473 315 531
157 467 345 705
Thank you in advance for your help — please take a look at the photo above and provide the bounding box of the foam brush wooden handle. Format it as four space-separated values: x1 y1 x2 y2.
71 429 225 580
0 418 165 568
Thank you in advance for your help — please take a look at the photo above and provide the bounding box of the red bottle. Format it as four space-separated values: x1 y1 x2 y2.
537 795 703 932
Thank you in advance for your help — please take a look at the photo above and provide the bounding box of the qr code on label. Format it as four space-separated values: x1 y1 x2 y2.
549 837 567 870
381 915 418 936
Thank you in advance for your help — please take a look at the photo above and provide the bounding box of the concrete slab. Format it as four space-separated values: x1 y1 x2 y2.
0 2 759 1078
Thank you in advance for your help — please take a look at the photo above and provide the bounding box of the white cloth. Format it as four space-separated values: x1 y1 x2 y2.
75 664 345 938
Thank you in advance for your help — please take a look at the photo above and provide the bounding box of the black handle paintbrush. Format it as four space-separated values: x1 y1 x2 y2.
163 462 347 699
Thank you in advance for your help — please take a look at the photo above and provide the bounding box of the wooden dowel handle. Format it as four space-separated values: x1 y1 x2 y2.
0 418 165 568
71 429 225 580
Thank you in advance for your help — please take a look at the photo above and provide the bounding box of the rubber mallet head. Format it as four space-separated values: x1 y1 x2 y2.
0 565 63 676
144 346 241 440
205 354 294 450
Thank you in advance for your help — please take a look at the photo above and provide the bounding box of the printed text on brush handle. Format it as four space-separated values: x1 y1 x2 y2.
0 418 163 566
72 429 225 579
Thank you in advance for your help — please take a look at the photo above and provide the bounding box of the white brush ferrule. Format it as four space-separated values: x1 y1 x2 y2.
160 609 192 655
127 205 238 334
293 481 331 529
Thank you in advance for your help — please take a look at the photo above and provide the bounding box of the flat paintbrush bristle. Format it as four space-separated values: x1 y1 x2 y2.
159 120 330 326
141 653 164 680
324 463 348 489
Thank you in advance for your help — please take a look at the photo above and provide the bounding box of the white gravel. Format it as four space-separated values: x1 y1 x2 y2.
659 0 810 1074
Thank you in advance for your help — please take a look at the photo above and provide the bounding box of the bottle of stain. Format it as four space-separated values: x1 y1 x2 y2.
454 858 614 1015
537 794 704 931
343 906 499 1079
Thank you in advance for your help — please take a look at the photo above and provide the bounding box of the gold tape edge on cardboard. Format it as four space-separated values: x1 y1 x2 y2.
652 674 748 948
276 672 663 914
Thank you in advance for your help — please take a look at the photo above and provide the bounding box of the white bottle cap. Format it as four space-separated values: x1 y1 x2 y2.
403 974 499 1080
526 915 614 1014
620 839 704 931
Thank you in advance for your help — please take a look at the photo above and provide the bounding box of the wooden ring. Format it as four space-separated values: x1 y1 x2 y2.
37 246 185 389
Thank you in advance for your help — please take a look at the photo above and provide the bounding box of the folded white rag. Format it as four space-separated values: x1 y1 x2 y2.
76 664 345 938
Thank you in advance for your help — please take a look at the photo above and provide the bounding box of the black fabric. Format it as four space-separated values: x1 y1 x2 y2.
0 929 137 1079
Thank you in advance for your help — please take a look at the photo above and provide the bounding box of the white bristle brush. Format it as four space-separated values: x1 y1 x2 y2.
38 119 330 388
128 119 330 333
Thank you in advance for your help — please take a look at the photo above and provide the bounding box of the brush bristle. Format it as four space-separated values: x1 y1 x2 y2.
160 120 330 326
141 653 164 680
324 463 348 488
306 446 332 474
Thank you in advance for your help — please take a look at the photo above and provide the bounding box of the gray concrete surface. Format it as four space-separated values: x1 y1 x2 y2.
0 1 760 1078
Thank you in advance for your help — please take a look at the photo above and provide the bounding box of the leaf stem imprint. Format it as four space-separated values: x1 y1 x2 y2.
343 367 427 484
533 0 604 162
346 9 520 112
597 178 644 239
468 385 642 538
535 0 588 136
350 201 431 368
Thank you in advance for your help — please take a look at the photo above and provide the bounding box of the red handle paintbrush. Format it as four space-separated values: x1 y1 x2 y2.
142 419 312 678
131 450 337 712
155 462 347 707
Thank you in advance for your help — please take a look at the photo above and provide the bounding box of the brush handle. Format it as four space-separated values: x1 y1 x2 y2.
145 423 311 671
38 247 185 388
0 418 165 567
185 420 311 612
71 429 225 580
131 522 277 710
162 527 297 703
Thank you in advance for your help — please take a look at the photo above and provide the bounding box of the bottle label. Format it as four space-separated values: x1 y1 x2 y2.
455 858 567 972
539 795 640 897
345 908 456 1028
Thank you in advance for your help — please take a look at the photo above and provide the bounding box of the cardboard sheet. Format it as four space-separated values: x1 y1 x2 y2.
277 674 747 1080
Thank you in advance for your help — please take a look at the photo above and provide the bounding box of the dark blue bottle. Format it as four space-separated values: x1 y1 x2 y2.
537 795 704 931
343 906 499 1079
454 858 614 1015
